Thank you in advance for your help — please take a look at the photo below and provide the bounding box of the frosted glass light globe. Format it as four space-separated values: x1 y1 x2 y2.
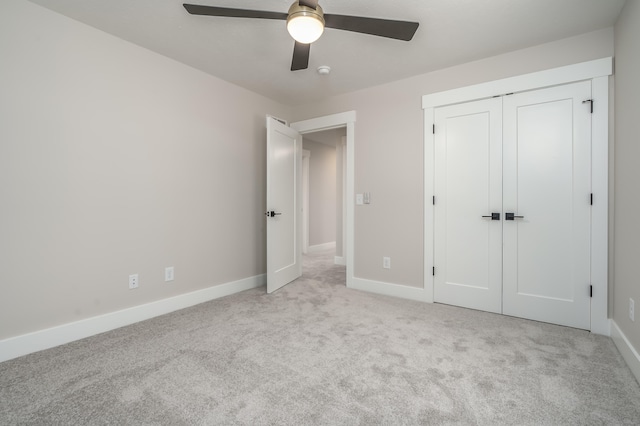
287 15 324 44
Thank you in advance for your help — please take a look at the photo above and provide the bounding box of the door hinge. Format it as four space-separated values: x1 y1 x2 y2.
590 285 593 298
432 124 435 134
432 196 435 205
432 267 435 276
590 193 593 205
582 99 594 113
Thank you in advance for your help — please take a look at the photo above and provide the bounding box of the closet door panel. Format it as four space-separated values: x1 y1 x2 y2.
502 81 592 330
434 98 502 314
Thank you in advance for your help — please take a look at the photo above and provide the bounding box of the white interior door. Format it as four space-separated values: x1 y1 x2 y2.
266 117 302 293
434 97 503 313
502 81 592 329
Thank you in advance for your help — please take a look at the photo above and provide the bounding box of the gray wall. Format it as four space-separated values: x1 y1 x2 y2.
302 138 337 247
614 0 640 356
0 0 290 340
291 28 615 287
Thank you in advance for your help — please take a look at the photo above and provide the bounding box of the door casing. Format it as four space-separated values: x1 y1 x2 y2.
302 149 310 254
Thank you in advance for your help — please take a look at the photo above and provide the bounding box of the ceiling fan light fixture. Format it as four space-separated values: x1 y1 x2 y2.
184 2 420 72
287 3 325 44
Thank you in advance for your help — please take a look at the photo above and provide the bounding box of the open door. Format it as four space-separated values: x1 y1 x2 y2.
266 117 302 293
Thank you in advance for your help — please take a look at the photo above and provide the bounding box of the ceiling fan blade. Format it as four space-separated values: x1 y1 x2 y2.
324 14 419 41
291 42 310 71
298 0 318 9
183 4 287 20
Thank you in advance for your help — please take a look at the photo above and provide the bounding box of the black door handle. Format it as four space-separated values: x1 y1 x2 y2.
481 213 500 220
505 212 524 220
265 211 282 217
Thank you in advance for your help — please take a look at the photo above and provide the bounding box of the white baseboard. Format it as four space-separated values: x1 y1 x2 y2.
611 320 640 385
0 274 265 363
334 256 346 266
349 277 427 302
308 241 336 253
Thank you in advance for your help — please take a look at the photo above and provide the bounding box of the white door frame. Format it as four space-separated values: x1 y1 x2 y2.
291 111 356 287
336 136 347 265
302 149 310 254
423 57 612 335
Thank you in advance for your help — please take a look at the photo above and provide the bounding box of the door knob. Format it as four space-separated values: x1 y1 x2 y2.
481 213 500 220
265 211 282 217
505 212 524 220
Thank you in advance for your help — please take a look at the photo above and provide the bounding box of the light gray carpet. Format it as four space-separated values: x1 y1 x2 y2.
1 249 639 425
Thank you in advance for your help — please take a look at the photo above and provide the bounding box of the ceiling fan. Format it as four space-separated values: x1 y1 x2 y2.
183 1 419 71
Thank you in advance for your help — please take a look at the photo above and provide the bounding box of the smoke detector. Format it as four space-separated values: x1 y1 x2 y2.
317 65 331 75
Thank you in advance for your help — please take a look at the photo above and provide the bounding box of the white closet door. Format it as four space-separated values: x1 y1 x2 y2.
434 98 503 313
502 81 592 329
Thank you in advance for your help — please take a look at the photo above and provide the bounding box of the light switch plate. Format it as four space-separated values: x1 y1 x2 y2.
165 267 175 282
383 257 391 269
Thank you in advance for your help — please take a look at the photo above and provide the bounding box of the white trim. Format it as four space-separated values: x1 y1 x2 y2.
292 111 356 133
341 136 347 262
422 58 613 108
345 121 354 288
0 274 265 363
423 58 612 333
291 111 356 288
590 75 610 335
423 107 435 303
308 241 336 253
351 278 426 302
611 320 640 385
334 256 346 266
302 149 311 254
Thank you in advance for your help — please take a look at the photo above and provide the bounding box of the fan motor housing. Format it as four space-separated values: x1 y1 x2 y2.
287 2 325 25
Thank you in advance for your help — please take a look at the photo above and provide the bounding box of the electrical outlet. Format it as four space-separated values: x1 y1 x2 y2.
630 298 635 322
165 266 175 282
129 274 139 289
383 257 391 269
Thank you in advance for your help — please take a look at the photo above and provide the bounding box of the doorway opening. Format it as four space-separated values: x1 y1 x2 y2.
291 110 356 289
300 128 347 286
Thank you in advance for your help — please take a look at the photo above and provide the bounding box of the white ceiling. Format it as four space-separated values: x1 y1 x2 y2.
27 0 625 105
